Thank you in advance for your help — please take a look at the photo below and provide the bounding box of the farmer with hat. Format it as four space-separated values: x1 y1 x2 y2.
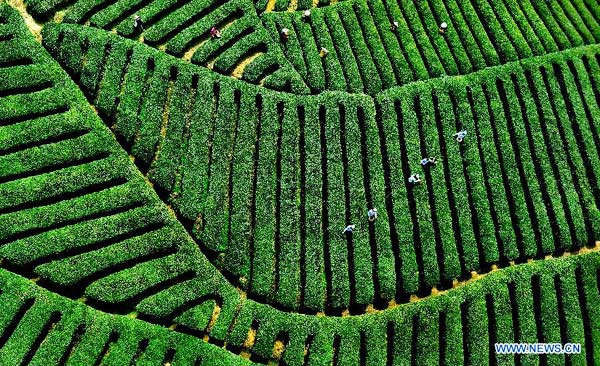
133 14 144 31
439 22 448 35
368 208 378 222
453 130 467 143
342 224 356 235
421 157 437 167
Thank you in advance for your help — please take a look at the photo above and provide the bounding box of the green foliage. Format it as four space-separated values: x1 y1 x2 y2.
377 45 600 284
40 20 600 316
2 0 600 365
0 4 245 350
263 0 600 94
24 0 310 93
0 269 256 366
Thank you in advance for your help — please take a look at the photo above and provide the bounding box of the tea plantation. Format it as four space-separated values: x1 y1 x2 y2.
0 0 599 364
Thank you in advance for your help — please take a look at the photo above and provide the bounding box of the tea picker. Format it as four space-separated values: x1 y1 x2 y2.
133 15 144 31
421 157 437 167
439 22 448 35
408 173 422 185
453 130 467 142
210 26 221 39
368 208 378 222
342 224 356 235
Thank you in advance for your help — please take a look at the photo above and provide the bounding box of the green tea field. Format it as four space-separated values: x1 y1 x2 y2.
0 0 600 364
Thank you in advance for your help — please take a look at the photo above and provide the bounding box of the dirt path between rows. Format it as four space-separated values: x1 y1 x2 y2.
7 0 42 42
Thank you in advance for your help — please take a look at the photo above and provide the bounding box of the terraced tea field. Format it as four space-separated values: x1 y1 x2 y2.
0 0 599 364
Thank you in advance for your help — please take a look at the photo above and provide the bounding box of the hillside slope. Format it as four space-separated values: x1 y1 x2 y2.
0 0 600 365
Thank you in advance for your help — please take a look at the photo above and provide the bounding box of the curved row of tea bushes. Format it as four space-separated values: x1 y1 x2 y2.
43 19 600 314
263 0 600 94
0 2 243 334
0 269 256 366
24 0 309 93
43 22 395 313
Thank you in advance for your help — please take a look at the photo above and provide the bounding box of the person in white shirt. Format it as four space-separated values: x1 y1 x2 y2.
439 22 448 35
453 130 467 142
421 157 437 167
133 15 144 31
342 224 356 235
408 173 422 185
368 208 378 222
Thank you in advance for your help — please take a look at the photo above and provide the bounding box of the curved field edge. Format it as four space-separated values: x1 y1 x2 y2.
261 0 600 94
0 268 257 366
23 0 600 96
21 0 311 94
2 2 600 366
256 0 347 13
3 246 600 365
42 19 600 314
0 2 252 359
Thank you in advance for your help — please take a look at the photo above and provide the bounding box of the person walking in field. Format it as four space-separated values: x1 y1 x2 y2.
391 21 399 31
439 22 448 35
133 15 144 31
453 129 467 142
408 173 422 185
342 224 356 235
210 26 221 39
319 47 329 57
302 9 311 20
280 28 290 41
421 157 437 167
368 208 378 222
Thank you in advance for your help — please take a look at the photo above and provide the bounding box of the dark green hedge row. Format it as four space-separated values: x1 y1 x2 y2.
263 0 600 94
0 269 256 366
23 0 309 93
377 44 600 287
